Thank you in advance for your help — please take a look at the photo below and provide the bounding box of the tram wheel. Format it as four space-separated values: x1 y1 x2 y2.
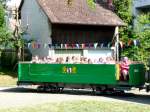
37 85 46 92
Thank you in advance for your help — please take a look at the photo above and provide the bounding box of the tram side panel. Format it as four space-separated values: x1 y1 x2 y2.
18 63 145 87
129 64 145 86
18 63 117 85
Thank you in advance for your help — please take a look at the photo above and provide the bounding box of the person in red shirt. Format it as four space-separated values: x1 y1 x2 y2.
120 57 130 80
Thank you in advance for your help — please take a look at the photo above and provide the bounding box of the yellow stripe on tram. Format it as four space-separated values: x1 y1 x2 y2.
116 64 120 80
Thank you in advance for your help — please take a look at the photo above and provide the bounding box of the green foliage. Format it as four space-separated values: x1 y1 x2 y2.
137 13 150 25
113 0 133 62
113 0 133 24
1 49 17 68
0 27 12 48
0 2 26 61
113 0 134 56
114 1 150 68
0 0 5 7
113 0 150 69
135 13 150 32
13 33 25 48
134 12 150 68
0 3 12 50
113 0 132 42
66 0 96 9
86 0 96 10
0 4 4 26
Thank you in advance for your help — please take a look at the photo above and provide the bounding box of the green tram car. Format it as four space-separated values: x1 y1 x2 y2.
17 0 149 93
18 63 146 93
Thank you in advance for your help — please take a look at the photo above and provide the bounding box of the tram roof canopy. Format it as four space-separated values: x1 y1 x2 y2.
38 0 125 26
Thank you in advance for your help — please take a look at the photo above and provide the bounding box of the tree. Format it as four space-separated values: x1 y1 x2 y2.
0 3 4 26
0 3 12 49
0 2 25 66
0 0 5 7
113 0 133 42
134 13 150 68
113 0 150 68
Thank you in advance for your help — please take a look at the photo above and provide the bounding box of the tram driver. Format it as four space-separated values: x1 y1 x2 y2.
120 57 130 81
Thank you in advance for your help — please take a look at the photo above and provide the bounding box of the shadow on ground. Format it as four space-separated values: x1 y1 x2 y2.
0 87 150 105
0 67 17 78
0 87 37 93
106 93 150 105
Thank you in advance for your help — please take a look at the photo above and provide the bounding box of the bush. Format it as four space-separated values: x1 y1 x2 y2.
1 49 17 68
0 49 32 69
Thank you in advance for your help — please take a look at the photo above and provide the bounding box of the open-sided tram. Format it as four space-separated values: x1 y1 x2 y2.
18 62 147 93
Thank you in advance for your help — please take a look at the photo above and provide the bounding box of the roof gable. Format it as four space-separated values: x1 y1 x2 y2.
38 0 125 26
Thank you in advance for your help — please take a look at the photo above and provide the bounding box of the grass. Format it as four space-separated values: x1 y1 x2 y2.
0 67 17 86
0 100 150 112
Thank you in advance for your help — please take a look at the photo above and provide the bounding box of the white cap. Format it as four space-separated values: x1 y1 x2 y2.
123 57 128 61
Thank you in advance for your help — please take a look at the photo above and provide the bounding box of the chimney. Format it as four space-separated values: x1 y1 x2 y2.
107 0 112 4
107 0 113 10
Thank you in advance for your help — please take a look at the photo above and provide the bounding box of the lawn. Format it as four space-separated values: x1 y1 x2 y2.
0 100 150 112
0 67 17 86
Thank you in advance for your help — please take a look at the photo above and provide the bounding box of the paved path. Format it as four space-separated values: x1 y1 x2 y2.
0 87 150 108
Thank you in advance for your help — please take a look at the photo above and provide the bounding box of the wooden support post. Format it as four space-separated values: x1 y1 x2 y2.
115 26 119 62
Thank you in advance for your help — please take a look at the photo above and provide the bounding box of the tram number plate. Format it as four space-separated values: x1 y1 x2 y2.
62 66 77 74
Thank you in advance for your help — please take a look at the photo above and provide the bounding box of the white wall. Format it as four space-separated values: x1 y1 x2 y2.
133 0 150 17
55 49 83 59
21 0 52 57
133 0 150 29
87 50 113 60
134 0 150 8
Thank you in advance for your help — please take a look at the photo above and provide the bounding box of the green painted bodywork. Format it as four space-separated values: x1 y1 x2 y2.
18 63 145 86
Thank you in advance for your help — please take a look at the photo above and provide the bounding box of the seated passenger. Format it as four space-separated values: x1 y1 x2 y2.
47 57 52 63
65 56 71 64
83 57 88 64
88 58 93 64
59 57 64 64
55 57 60 64
107 56 115 64
120 57 130 80
74 57 80 64
105 57 111 64
32 55 40 63
39 57 44 64
31 56 36 63
93 59 98 64
70 56 76 64
48 57 55 63
80 56 85 64
41 57 47 64
97 57 105 64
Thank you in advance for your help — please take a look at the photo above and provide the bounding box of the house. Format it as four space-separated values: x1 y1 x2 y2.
133 0 150 26
133 0 150 14
20 0 124 60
